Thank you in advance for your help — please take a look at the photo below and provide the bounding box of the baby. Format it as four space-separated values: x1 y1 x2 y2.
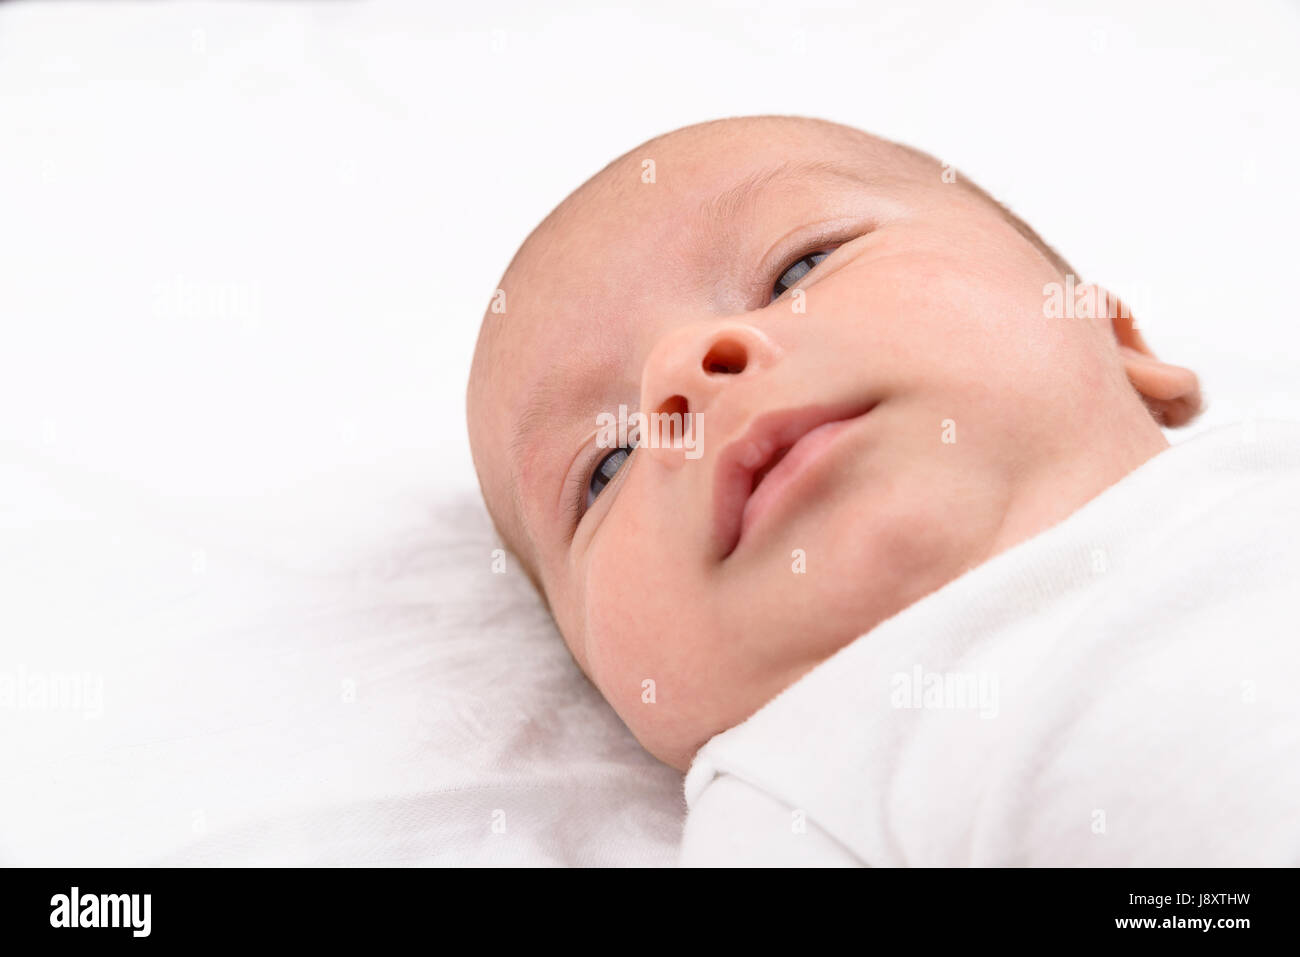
467 116 1300 865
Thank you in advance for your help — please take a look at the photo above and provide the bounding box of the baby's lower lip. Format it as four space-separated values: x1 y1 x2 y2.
736 416 863 552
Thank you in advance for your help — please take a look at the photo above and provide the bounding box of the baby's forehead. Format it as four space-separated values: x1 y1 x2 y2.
514 119 929 260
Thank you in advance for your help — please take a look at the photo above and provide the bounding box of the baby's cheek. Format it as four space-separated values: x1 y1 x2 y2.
580 509 697 732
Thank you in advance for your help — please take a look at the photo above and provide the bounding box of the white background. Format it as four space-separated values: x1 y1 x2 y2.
1 0 1297 865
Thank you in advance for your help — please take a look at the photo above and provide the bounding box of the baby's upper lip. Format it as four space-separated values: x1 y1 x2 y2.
711 400 874 559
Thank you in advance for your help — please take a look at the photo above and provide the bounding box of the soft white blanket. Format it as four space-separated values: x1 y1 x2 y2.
681 421 1300 866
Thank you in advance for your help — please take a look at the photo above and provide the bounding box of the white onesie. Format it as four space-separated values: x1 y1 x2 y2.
681 420 1300 866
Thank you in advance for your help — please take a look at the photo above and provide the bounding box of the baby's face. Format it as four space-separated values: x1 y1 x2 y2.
469 118 1174 770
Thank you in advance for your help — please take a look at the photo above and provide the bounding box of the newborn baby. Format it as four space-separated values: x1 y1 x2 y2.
467 116 1300 865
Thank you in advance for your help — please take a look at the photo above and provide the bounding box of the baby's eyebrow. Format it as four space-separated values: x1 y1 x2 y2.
508 354 617 518
699 159 875 234
509 355 610 461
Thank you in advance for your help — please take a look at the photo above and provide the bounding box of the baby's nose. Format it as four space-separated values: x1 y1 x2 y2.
636 323 780 468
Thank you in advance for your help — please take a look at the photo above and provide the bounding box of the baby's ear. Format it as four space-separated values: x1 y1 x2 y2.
1101 287 1203 428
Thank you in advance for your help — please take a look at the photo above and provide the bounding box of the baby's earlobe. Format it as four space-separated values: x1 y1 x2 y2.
1102 287 1203 428
1119 346 1203 427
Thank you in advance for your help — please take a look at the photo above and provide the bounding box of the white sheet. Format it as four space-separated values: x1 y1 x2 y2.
2 0 1298 866
0 459 682 865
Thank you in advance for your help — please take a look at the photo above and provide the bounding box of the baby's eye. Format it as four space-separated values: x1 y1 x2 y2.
771 251 830 302
586 446 631 509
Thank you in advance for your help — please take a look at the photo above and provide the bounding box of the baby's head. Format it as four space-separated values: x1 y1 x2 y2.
467 115 1200 770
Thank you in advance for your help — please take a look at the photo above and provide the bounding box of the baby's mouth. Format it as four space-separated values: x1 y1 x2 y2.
749 446 790 493
712 401 875 560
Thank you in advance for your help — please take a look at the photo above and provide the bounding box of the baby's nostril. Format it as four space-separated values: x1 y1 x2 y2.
657 394 689 418
703 338 748 375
